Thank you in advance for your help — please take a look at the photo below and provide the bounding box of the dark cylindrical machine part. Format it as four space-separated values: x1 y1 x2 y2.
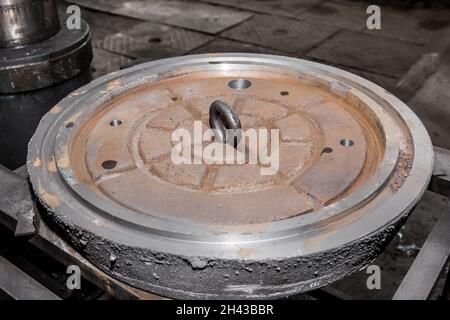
0 69 92 170
0 0 60 48
0 1 93 169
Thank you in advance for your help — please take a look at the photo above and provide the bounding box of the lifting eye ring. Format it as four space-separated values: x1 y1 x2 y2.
209 100 242 148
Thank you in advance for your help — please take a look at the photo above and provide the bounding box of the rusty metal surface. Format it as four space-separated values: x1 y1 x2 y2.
63 72 376 225
91 48 133 79
27 54 433 299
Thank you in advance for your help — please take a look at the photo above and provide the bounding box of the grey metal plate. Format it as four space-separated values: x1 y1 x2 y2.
344 67 398 93
198 0 318 18
91 48 133 79
80 7 213 59
297 1 368 31
192 38 284 55
307 30 425 78
222 14 339 54
364 9 450 45
80 8 143 45
69 0 253 34
430 147 450 198
99 21 213 59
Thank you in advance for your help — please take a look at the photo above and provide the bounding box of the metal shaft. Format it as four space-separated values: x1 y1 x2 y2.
0 0 60 48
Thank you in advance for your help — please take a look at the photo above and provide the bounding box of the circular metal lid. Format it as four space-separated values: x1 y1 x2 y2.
27 54 433 299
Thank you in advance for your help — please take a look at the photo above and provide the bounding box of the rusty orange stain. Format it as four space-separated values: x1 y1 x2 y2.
238 247 256 258
32 157 42 168
50 105 62 114
106 79 121 91
38 186 60 208
304 231 335 251
58 145 70 168
47 156 57 172
62 73 387 225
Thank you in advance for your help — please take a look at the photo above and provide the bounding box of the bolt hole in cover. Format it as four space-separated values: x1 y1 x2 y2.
27 54 433 299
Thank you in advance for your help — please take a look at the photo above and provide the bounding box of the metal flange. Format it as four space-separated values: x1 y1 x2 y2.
27 54 433 299
0 16 92 93
0 0 60 48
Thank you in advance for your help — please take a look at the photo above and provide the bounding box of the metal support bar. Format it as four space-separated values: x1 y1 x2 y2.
430 147 450 197
393 203 450 299
0 164 36 235
0 165 165 300
0 254 60 300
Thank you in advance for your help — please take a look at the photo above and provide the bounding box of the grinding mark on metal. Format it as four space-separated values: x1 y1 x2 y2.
389 141 414 192
47 156 57 173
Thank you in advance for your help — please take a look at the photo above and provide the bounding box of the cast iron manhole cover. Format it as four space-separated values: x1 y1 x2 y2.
27 54 433 299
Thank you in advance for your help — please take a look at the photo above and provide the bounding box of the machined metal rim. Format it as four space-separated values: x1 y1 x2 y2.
0 0 60 48
27 54 434 299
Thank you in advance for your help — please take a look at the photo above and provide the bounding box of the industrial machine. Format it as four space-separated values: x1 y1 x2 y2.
0 0 92 169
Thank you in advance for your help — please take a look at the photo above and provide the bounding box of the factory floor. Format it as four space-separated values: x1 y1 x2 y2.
57 0 450 299
62 0 450 149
